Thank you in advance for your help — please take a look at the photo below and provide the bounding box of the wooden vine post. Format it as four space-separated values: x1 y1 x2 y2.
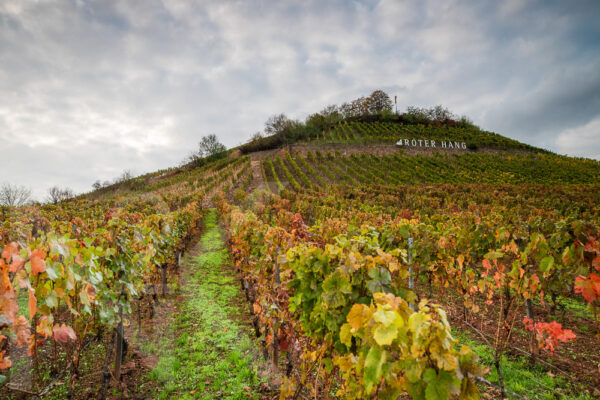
408 237 414 310
114 293 125 380
272 249 281 372
524 224 539 364
525 298 538 364
161 263 168 297
99 330 116 400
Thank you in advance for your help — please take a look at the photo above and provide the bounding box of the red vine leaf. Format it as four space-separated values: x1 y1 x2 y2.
28 289 37 320
30 249 46 276
574 274 600 303
1 243 18 263
53 324 77 343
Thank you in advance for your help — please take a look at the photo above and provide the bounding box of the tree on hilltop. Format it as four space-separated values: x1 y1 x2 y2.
366 90 393 114
264 114 291 137
198 134 227 158
186 134 227 165
339 90 393 118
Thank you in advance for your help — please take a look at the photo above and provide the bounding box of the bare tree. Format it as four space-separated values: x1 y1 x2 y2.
115 170 134 183
92 180 102 190
249 131 263 142
0 183 32 207
339 102 354 118
405 105 455 123
319 104 340 117
428 105 454 122
46 186 74 204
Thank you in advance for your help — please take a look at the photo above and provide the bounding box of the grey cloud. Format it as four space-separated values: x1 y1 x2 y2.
487 65 600 138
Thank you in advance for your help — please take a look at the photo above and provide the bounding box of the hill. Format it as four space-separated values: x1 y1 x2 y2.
85 117 598 202
2 107 600 400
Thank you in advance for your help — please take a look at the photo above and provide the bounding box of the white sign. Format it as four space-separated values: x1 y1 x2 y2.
396 139 467 149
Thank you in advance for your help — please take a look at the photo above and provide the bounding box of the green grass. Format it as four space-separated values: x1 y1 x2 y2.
531 294 597 322
148 208 263 399
454 329 594 400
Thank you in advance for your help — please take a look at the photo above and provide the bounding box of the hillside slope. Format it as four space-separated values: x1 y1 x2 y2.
3 118 599 400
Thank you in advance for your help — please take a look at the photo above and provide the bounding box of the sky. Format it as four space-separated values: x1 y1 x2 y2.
1 0 599 201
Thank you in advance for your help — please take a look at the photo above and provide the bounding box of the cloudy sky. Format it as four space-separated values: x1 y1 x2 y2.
2 0 599 200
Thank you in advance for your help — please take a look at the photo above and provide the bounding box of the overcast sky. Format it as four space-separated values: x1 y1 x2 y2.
2 0 599 200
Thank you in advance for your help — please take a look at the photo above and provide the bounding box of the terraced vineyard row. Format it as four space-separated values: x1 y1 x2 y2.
316 121 540 151
261 151 600 192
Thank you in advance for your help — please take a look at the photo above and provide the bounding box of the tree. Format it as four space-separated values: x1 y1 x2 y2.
198 134 227 158
92 180 102 190
428 105 454 122
264 114 291 137
320 104 340 117
115 170 134 183
366 90 393 114
249 131 263 142
405 105 455 123
404 106 430 123
306 105 342 135
0 183 31 207
46 186 74 204
185 134 227 165
350 97 369 116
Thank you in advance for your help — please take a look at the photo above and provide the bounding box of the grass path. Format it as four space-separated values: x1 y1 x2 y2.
148 209 265 399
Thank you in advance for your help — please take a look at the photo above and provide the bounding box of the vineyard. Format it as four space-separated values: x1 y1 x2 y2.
1 121 600 399
0 156 253 398
314 121 542 152
228 148 600 399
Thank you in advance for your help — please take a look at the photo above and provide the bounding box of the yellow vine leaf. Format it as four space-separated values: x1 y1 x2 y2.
347 304 371 330
373 323 398 346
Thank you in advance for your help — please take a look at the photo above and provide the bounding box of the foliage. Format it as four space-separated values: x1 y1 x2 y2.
523 318 576 353
0 154 254 395
220 197 485 399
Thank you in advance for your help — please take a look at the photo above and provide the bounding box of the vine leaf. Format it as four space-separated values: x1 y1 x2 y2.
347 304 371 330
574 273 600 303
364 346 386 394
53 324 77 342
28 289 37 320
30 249 46 275
322 270 351 308
373 323 398 346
